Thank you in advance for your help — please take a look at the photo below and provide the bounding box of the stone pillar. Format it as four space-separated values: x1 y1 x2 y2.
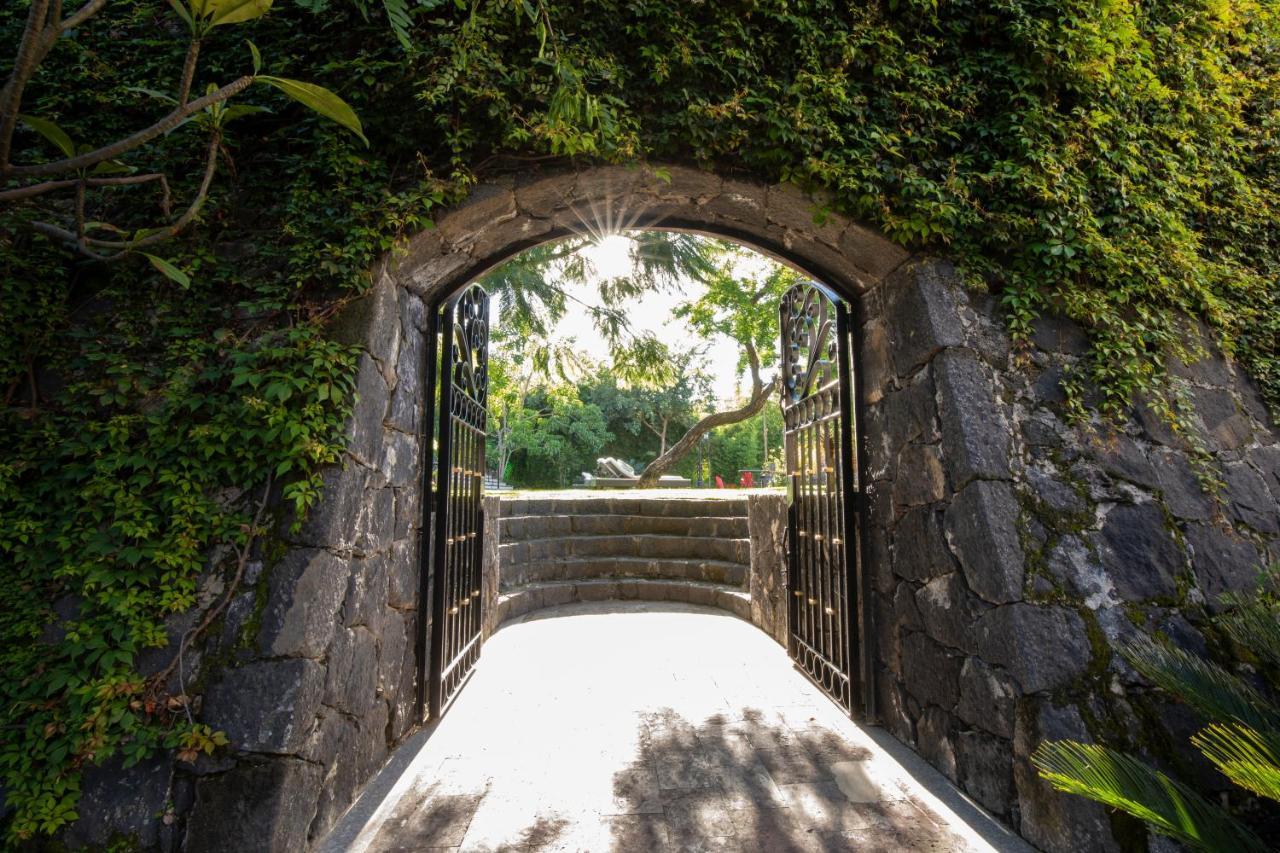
747 492 788 647
481 494 501 640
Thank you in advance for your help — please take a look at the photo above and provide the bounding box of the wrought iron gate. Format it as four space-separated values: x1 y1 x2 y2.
779 281 867 717
421 283 490 720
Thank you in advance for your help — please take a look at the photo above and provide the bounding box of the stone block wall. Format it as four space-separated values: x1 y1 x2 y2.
177 272 427 852
47 164 1278 851
857 259 1279 850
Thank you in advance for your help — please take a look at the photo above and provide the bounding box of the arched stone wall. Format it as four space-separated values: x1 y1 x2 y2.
58 163 1278 851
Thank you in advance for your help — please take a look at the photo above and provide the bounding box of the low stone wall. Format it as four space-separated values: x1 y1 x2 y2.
482 493 788 641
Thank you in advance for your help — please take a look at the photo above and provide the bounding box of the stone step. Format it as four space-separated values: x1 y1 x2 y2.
500 556 748 588
495 579 751 627
499 513 748 540
499 534 750 565
499 496 749 519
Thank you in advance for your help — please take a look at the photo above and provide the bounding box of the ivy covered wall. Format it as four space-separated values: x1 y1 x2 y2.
3 0 1280 848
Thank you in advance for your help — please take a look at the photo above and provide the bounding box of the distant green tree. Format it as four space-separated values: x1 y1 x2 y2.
707 405 784 485
505 384 611 488
578 351 712 464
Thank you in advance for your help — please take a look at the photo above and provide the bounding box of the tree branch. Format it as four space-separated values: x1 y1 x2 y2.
0 0 53 170
636 373 780 487
176 38 201 107
31 133 220 259
0 171 171 203
63 0 109 32
7 76 251 177
0 0 109 170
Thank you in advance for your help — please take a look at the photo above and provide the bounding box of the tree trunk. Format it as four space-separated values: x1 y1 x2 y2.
636 376 780 487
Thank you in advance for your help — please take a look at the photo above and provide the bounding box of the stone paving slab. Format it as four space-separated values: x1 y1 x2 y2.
319 602 1034 853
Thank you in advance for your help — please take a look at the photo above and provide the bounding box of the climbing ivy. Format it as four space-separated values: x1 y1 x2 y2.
2 0 1279 843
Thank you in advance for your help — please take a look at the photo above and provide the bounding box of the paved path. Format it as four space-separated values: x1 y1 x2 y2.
320 602 1033 852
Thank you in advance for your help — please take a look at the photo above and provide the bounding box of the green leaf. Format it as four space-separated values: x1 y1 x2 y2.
1193 724 1280 802
140 253 192 289
167 0 194 28
1033 741 1269 853
247 39 262 73
255 76 367 145
221 104 270 124
126 87 179 106
192 0 273 27
18 115 75 159
90 160 136 176
1122 635 1280 732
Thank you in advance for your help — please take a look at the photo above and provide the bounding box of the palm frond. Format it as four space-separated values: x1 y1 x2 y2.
1121 635 1280 732
1193 723 1280 803
1216 595 1280 672
630 232 721 287
1032 741 1269 853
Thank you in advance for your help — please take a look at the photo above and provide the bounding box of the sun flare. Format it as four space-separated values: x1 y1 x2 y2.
581 233 634 281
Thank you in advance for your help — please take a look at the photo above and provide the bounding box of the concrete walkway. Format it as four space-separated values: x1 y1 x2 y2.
320 602 1033 852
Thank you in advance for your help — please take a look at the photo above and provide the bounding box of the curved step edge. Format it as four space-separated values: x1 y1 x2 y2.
494 579 751 628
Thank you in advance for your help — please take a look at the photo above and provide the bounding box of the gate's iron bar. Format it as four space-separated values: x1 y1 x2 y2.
427 284 490 720
779 281 862 716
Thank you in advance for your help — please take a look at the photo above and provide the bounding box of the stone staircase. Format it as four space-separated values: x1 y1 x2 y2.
494 495 755 625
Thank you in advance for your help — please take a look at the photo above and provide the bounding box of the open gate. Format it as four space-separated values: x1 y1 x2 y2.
419 283 490 720
779 281 869 718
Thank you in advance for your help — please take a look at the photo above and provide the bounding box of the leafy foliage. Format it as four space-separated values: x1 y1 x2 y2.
4 0 1280 842
0 324 356 840
1033 567 1280 852
481 231 719 384
504 384 612 488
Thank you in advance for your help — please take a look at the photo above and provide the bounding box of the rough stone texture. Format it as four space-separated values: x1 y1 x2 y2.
914 572 989 653
62 165 1278 851
62 755 172 850
955 657 1016 740
956 730 1014 815
975 605 1092 694
850 254 1277 849
747 492 789 645
1184 523 1261 605
1096 503 1183 601
882 261 965 374
934 349 1012 487
891 443 946 509
1013 702 1121 853
900 631 963 709
480 494 502 640
258 548 349 659
494 494 765 632
893 506 954 582
203 659 326 754
184 758 324 853
945 481 1026 604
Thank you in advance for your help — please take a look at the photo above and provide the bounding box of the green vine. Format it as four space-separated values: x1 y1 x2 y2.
2 0 1279 843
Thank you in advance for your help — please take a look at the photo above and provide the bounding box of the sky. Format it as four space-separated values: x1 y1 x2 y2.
507 233 774 406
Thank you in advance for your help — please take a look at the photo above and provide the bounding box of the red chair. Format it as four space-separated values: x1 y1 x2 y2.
714 475 725 489
740 471 754 488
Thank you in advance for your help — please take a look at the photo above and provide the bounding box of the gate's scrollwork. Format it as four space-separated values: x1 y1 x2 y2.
423 283 489 719
779 281 864 716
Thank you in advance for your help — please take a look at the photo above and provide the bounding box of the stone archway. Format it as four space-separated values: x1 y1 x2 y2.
387 165 908 305
169 162 1278 853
